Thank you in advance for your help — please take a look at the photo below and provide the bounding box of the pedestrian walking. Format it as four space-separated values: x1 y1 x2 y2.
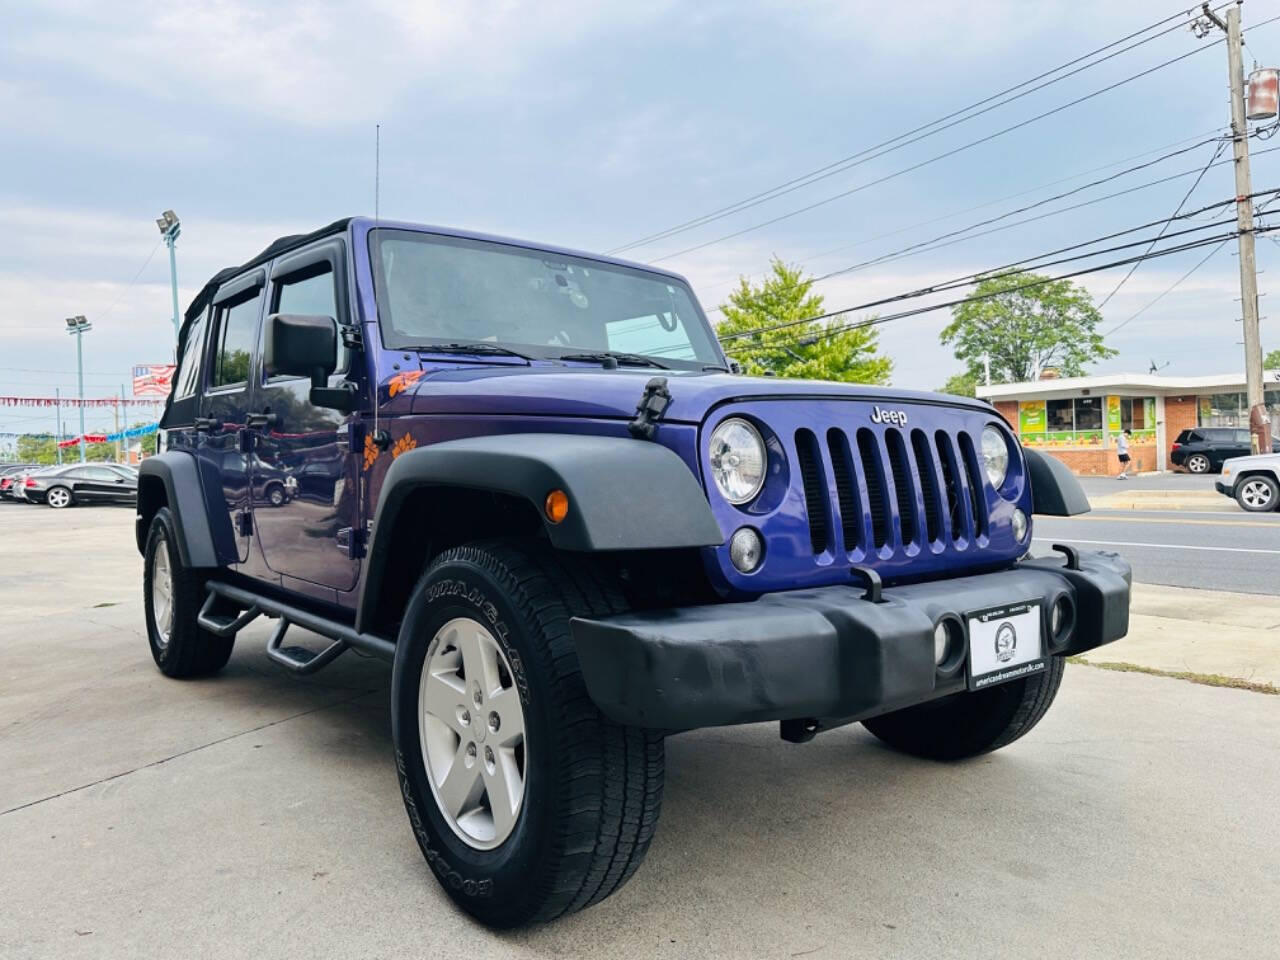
1116 428 1132 479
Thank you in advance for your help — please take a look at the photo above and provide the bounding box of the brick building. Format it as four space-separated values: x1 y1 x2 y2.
976 372 1280 475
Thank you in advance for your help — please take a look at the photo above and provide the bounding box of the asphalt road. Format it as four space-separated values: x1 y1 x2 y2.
1033 507 1280 594
3 504 1279 959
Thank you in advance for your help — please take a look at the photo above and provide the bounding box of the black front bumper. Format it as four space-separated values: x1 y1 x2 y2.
1215 480 1233 497
572 550 1131 730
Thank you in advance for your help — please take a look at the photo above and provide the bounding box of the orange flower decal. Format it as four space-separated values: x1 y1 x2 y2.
387 370 425 398
362 433 378 471
391 433 418 460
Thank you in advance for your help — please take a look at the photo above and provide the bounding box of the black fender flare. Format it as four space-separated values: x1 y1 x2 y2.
357 433 724 629
1023 448 1091 516
136 452 224 567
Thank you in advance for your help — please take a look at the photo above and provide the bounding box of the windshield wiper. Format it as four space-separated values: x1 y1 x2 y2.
558 350 669 370
420 342 535 361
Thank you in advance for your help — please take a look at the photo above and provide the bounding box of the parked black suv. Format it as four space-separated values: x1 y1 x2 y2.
1170 427 1280 473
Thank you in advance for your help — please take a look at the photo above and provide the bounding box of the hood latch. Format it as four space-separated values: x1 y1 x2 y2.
628 376 671 441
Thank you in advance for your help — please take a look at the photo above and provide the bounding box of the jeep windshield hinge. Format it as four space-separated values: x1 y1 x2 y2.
628 376 672 441
339 323 364 351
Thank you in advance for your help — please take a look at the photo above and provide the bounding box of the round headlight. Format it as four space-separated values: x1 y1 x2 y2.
709 418 766 505
981 425 1010 489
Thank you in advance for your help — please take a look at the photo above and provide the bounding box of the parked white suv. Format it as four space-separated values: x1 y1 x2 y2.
1217 453 1280 512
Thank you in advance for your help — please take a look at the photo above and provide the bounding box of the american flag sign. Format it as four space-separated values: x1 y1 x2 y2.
132 364 176 399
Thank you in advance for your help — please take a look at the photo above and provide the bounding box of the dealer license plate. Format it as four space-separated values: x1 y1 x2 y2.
966 600 1046 691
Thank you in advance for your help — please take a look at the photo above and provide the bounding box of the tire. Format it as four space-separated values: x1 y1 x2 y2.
1236 474 1280 513
863 656 1066 761
1186 453 1211 474
143 507 235 678
266 484 285 507
391 540 664 928
45 486 73 509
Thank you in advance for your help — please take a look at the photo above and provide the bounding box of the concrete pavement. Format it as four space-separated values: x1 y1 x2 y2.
2 504 1279 959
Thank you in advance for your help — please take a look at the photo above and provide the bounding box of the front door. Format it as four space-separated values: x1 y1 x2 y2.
249 239 361 591
197 271 266 564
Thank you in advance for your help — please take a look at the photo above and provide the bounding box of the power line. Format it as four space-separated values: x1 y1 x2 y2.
808 138 1270 285
723 223 1280 358
1096 139 1228 308
646 34 1233 264
699 124 1231 302
608 4 1219 254
717 189 1275 345
648 12 1280 266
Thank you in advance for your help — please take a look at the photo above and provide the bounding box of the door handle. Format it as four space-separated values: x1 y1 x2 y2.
246 412 278 429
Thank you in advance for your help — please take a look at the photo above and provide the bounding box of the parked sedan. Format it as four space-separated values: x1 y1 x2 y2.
0 464 38 499
22 464 138 508
1170 427 1280 474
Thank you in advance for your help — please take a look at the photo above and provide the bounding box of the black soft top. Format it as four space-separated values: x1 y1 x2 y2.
161 217 350 429
181 217 352 327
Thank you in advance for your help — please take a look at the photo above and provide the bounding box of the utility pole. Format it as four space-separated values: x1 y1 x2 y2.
1206 3 1271 453
55 387 62 466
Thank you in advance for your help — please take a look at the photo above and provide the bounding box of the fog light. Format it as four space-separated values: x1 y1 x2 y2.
933 622 951 666
729 527 764 573
1011 507 1029 542
1051 597 1071 639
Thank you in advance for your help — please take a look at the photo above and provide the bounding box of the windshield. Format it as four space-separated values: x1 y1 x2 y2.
371 229 724 367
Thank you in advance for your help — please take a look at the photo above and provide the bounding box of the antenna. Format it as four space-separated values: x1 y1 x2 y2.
375 123 381 222
1148 358 1170 374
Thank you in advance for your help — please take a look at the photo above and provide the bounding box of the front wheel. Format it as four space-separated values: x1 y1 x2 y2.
1186 453 1211 474
1236 475 1279 512
45 485 73 509
391 541 664 928
863 656 1065 761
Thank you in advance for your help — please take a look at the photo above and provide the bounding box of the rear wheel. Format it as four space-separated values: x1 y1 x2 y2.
864 656 1066 761
1236 475 1279 512
1186 453 1211 474
143 507 235 678
391 540 664 927
45 486 73 509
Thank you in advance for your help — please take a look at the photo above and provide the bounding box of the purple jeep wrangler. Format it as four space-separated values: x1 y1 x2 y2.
136 217 1130 926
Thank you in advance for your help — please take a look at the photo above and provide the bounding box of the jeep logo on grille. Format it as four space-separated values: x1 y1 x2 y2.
870 406 908 427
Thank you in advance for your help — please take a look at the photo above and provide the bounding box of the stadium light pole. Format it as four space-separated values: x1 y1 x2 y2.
65 316 93 463
156 210 181 347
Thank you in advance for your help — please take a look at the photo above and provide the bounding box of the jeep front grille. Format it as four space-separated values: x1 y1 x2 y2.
795 425 989 557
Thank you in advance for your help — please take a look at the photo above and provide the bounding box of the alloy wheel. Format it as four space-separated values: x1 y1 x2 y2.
46 487 71 508
418 617 527 850
1240 478 1275 510
1187 454 1210 474
150 535 174 649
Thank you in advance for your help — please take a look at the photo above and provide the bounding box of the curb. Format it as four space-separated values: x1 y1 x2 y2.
1088 491 1236 512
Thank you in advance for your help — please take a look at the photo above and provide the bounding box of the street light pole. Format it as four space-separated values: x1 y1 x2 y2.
156 210 181 348
65 315 92 464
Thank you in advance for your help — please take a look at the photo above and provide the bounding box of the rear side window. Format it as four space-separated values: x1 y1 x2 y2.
1234 430 1252 443
173 310 209 399
211 291 263 389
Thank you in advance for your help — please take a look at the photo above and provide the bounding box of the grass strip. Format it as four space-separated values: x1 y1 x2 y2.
1067 656 1278 695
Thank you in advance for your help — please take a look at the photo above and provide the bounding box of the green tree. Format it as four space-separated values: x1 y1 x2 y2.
717 258 891 384
942 272 1115 384
15 419 157 465
1264 348 1280 368
938 371 978 397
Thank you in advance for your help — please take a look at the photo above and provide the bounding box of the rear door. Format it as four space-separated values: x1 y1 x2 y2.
197 271 266 564
248 239 361 591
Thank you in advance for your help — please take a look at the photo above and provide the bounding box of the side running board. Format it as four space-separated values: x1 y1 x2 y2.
200 581 396 675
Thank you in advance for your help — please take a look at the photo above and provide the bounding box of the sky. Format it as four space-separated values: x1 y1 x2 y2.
3 0 1280 443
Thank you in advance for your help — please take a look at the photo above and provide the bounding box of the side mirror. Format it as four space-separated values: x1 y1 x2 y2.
264 314 355 412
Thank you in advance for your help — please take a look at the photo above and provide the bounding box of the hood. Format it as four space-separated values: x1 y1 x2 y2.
1222 452 1280 472
406 365 988 423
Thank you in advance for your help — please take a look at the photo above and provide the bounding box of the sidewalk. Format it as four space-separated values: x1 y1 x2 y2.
1087 488 1234 512
1075 583 1280 689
